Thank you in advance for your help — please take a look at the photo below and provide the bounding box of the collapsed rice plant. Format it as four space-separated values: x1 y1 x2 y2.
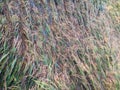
0 0 120 90
106 0 120 89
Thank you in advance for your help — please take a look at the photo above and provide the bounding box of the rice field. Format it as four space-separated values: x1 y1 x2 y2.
0 0 120 90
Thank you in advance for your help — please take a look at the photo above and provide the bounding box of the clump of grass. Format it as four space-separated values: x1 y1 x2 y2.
0 0 119 90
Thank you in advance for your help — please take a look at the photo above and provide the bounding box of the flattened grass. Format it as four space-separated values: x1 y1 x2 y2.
0 0 119 90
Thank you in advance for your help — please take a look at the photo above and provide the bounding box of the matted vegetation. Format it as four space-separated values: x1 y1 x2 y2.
0 0 120 90
107 0 120 89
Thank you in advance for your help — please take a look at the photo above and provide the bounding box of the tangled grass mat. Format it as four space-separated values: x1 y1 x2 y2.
0 0 120 90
